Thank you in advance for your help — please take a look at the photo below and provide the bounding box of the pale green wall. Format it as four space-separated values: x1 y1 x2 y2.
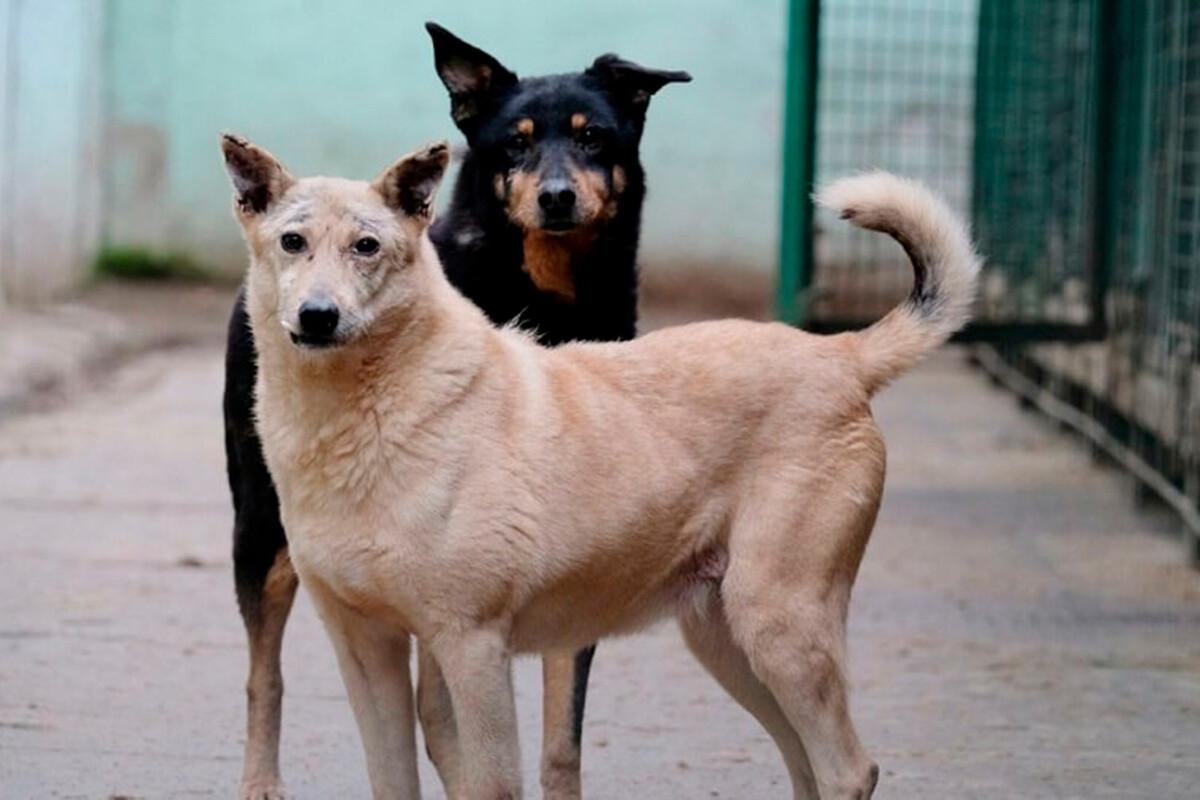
104 0 790 277
2 1 977 302
0 0 103 305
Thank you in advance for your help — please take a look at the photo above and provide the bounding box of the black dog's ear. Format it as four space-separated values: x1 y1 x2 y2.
372 141 451 224
586 54 691 114
425 22 518 138
221 133 294 215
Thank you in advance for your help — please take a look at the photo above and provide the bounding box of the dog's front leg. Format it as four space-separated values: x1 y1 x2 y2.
429 626 522 799
309 593 421 799
417 638 462 794
539 647 593 800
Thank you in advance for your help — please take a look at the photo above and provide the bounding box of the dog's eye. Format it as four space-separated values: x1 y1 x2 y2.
505 133 530 156
280 233 306 253
578 126 605 152
353 237 380 255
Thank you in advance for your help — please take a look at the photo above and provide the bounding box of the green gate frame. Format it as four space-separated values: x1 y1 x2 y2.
776 0 1114 343
775 0 819 326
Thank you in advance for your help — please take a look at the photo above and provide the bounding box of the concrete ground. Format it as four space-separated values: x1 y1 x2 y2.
1 284 1199 798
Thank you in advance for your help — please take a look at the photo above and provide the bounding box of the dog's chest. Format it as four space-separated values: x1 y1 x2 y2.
256 395 455 619
260 404 386 509
289 524 422 627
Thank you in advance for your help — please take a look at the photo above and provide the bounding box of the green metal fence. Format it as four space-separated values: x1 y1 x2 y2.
778 0 1199 557
979 0 1195 561
973 0 1109 336
976 0 1200 558
778 0 978 327
814 0 978 326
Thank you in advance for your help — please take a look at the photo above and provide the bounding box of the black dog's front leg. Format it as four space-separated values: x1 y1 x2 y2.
540 645 597 800
226 288 300 800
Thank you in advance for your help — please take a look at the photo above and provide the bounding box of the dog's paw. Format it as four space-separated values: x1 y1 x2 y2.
240 777 286 800
540 765 582 800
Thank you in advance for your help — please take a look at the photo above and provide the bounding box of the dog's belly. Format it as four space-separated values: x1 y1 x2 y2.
503 487 734 652
508 545 729 653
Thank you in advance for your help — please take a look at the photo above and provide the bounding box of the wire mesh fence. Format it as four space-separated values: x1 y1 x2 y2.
974 0 1102 327
781 0 1199 554
975 0 1199 555
809 0 978 323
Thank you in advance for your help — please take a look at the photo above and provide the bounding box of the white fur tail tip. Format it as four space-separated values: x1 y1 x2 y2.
815 172 982 392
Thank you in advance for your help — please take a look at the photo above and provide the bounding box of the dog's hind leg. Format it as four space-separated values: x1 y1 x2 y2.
236 546 298 800
310 592 422 799
679 595 819 800
726 583 877 800
539 646 594 800
722 466 881 800
227 290 299 800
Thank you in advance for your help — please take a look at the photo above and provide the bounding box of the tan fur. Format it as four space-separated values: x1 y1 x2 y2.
517 118 535 136
815 172 981 392
520 230 601 301
503 163 616 300
240 549 298 800
540 652 583 799
502 165 616 231
505 168 543 231
612 164 627 196
568 164 618 227
224 136 978 800
570 112 587 131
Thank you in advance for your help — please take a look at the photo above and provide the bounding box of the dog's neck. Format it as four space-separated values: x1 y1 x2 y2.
520 229 598 302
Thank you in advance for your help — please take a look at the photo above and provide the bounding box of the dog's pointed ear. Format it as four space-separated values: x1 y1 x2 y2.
586 55 691 116
372 141 451 224
221 133 294 215
425 22 518 138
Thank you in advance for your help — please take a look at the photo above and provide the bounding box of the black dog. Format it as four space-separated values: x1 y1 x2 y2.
226 23 689 799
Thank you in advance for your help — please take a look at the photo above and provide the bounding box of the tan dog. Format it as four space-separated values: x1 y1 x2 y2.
221 132 979 800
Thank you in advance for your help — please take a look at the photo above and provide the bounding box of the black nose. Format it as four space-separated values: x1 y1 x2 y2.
298 298 340 338
538 179 576 214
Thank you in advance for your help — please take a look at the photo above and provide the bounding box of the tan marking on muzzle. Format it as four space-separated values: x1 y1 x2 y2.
506 163 619 298
507 165 619 232
612 165 627 196
506 168 544 230
568 164 618 227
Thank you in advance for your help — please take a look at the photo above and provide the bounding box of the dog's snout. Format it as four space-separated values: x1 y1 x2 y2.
298 298 340 338
537 179 576 213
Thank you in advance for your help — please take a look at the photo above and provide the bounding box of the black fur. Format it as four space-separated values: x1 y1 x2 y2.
427 21 686 345
224 299 286 633
225 22 688 773
570 645 597 747
433 147 642 344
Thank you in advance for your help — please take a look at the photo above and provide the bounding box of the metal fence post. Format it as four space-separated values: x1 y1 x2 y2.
1089 0 1118 338
776 0 819 325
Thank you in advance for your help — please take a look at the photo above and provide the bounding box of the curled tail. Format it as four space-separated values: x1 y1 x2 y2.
816 172 981 394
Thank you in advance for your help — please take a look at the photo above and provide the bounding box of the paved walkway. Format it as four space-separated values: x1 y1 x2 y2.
1 286 1198 798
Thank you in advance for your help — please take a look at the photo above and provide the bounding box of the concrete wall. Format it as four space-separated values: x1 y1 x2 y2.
0 1 976 304
104 0 790 280
0 0 104 306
